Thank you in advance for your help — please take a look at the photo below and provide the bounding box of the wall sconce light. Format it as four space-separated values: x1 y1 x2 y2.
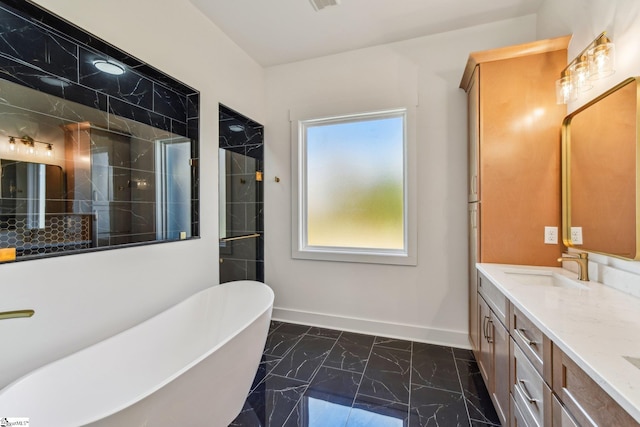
556 32 615 104
7 135 54 157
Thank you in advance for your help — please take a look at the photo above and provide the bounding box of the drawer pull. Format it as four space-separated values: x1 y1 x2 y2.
486 319 494 343
519 380 539 404
515 328 538 347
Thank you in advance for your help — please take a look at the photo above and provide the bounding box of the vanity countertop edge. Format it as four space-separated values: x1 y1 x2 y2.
477 262 640 424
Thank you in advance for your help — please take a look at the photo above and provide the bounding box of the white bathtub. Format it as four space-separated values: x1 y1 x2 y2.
0 280 274 427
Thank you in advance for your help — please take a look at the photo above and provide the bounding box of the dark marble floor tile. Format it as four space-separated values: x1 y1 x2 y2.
358 346 411 404
323 332 374 373
283 394 352 427
250 354 282 391
269 320 284 333
282 366 363 426
346 394 409 427
341 331 377 346
470 420 500 427
453 348 475 361
263 323 310 357
278 323 313 335
230 374 308 427
413 342 454 360
307 366 362 403
455 359 500 425
374 336 413 352
412 343 461 393
238 323 500 427
307 326 342 339
409 384 470 427
270 335 336 381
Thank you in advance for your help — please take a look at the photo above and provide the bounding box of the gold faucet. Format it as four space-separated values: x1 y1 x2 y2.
0 309 35 320
557 252 589 281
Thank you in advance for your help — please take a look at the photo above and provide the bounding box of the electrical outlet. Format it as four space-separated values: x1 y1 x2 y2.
544 226 558 244
571 226 583 245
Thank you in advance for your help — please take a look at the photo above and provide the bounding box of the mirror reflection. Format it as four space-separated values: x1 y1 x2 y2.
0 77 195 259
562 77 639 259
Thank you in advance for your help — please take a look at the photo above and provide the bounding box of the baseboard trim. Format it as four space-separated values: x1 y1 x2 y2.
272 307 470 349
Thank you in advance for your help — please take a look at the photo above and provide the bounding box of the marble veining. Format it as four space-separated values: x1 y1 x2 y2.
0 1 197 138
232 321 500 427
477 262 640 423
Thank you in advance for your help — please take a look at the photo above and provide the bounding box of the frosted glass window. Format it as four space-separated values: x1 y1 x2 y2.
298 109 407 259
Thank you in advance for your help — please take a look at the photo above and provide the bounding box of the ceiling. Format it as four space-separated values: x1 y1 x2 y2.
189 0 544 67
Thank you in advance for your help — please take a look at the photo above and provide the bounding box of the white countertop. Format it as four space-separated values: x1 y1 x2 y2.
477 262 640 423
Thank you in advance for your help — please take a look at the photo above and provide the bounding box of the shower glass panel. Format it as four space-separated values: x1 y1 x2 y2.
219 104 264 283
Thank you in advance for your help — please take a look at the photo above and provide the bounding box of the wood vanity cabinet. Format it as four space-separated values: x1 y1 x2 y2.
478 273 511 426
460 35 569 267
509 305 553 427
463 34 569 375
552 345 640 427
475 269 640 427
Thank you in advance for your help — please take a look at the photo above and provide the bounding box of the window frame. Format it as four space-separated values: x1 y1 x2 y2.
291 107 417 265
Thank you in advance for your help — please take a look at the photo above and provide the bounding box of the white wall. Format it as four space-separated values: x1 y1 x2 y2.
537 0 640 292
264 15 538 348
0 0 265 387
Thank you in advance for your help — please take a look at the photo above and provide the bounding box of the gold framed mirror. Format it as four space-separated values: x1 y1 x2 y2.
562 77 640 259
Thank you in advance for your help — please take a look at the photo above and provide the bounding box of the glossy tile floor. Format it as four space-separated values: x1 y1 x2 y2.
230 321 500 427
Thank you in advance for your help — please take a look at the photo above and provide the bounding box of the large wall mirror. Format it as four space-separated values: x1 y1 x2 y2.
562 77 639 259
0 0 199 261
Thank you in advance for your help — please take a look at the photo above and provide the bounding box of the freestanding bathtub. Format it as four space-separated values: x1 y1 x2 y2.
0 280 274 427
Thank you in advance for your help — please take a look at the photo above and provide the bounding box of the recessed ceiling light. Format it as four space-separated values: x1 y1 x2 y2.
309 0 340 11
229 124 245 132
39 76 70 87
92 59 126 76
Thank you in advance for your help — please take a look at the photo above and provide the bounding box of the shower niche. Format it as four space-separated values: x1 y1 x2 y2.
0 0 199 261
219 104 264 283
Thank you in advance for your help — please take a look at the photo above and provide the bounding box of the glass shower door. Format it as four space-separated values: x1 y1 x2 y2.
218 105 264 283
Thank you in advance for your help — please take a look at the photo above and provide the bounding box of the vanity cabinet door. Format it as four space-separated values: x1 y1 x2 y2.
478 295 492 384
492 310 510 426
469 203 480 354
552 345 640 427
478 295 510 426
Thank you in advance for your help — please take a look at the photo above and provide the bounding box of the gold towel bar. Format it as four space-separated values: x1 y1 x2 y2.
220 233 261 243
0 309 35 320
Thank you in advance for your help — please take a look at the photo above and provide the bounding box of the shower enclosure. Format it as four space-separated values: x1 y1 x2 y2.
218 104 264 283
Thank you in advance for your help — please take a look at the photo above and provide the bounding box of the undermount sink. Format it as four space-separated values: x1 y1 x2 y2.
502 268 590 290
624 356 640 371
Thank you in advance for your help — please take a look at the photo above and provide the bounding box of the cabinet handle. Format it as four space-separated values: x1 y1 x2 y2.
482 316 486 339
518 380 540 404
514 328 538 347
486 319 494 343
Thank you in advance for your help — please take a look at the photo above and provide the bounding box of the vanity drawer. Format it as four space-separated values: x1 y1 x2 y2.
511 304 552 381
552 345 640 427
478 272 508 326
512 339 551 427
552 394 579 427
511 394 535 427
